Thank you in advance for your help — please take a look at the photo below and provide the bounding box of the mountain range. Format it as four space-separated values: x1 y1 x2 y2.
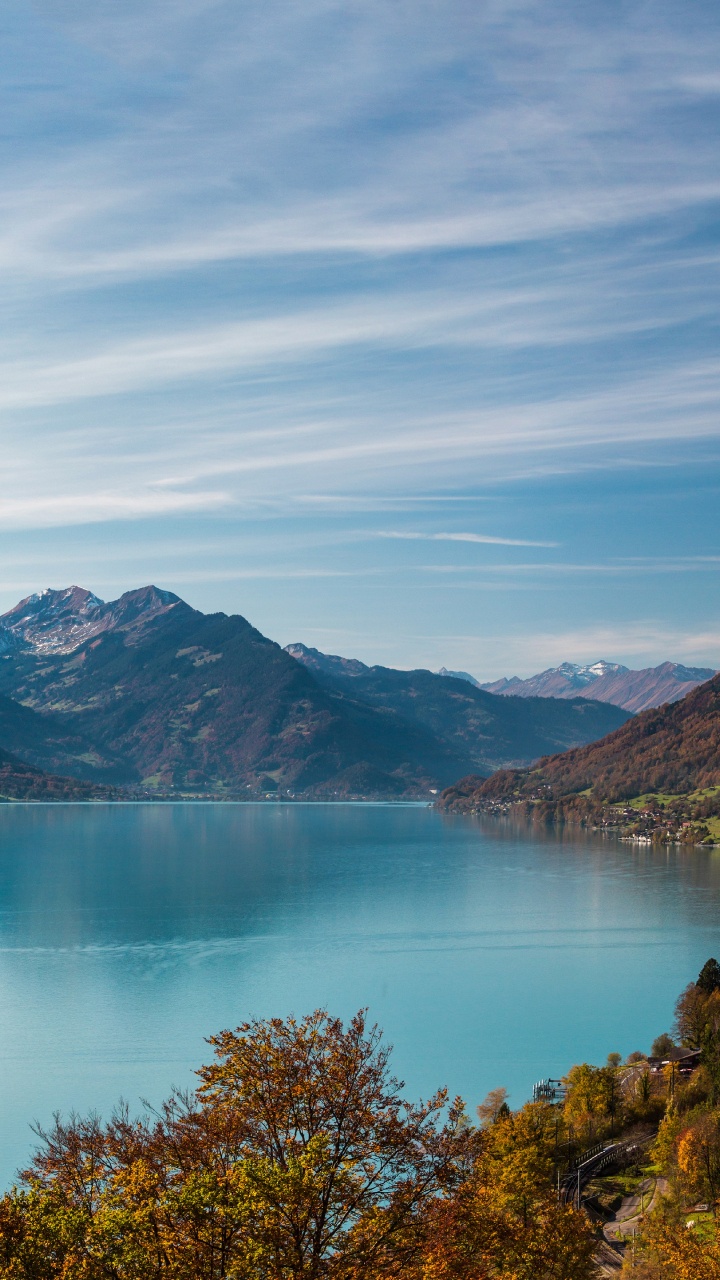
0 586 631 801
475 659 716 713
438 672 720 842
283 642 628 778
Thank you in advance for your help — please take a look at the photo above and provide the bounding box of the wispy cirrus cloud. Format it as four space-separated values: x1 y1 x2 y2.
378 531 557 548
2 353 720 530
5 180 720 285
421 558 720 577
0 489 230 529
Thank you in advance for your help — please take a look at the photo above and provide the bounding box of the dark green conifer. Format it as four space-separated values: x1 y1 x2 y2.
697 957 720 993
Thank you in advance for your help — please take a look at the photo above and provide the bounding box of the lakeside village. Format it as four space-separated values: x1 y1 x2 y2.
3 965 720 1277
445 785 720 848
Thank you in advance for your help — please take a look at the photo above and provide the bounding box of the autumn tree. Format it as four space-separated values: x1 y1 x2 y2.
475 1089 509 1128
674 964 720 1106
697 960 720 995
194 1009 474 1277
416 1172 595 1280
653 1102 683 1177
674 985 720 1047
676 1111 720 1212
478 1101 557 1222
563 1063 618 1141
651 1033 675 1058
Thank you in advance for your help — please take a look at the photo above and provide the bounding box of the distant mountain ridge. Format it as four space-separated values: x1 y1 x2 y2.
478 659 716 712
0 587 632 800
437 667 481 687
283 642 629 778
285 644 716 713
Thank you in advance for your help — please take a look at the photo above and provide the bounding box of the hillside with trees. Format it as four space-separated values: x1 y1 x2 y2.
438 672 720 843
285 643 629 778
0 747 115 802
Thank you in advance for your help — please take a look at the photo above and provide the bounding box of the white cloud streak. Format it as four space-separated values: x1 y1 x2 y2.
5 181 720 284
0 489 230 529
378 531 558 548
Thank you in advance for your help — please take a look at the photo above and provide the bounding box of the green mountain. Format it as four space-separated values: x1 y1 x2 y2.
0 587 631 799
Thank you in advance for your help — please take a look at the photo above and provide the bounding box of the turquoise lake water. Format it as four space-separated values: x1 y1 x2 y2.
1 801 719 1186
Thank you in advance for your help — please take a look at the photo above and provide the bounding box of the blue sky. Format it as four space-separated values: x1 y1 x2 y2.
2 0 719 678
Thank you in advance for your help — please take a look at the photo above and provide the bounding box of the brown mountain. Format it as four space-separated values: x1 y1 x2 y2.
478 660 716 713
438 673 720 835
0 592 466 798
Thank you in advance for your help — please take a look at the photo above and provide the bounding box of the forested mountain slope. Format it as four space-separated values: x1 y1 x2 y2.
0 693 127 783
0 748 114 801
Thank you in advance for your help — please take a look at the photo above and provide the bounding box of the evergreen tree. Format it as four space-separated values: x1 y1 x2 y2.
697 958 720 994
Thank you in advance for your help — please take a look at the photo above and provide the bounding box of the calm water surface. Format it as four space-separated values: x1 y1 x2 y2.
1 802 719 1185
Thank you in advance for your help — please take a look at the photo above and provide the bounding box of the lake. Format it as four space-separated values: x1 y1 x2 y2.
0 801 719 1186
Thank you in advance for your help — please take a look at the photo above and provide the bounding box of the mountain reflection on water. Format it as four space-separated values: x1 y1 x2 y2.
0 802 718 1187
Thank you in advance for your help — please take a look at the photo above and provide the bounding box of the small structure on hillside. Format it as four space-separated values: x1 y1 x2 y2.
532 1077 567 1103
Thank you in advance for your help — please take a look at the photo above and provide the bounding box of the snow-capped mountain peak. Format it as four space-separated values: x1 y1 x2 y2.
0 585 183 655
554 660 628 684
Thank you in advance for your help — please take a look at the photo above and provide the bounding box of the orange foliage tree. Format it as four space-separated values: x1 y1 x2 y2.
676 1112 720 1211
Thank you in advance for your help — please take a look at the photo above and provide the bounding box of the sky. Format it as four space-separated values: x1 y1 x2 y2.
2 0 719 679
